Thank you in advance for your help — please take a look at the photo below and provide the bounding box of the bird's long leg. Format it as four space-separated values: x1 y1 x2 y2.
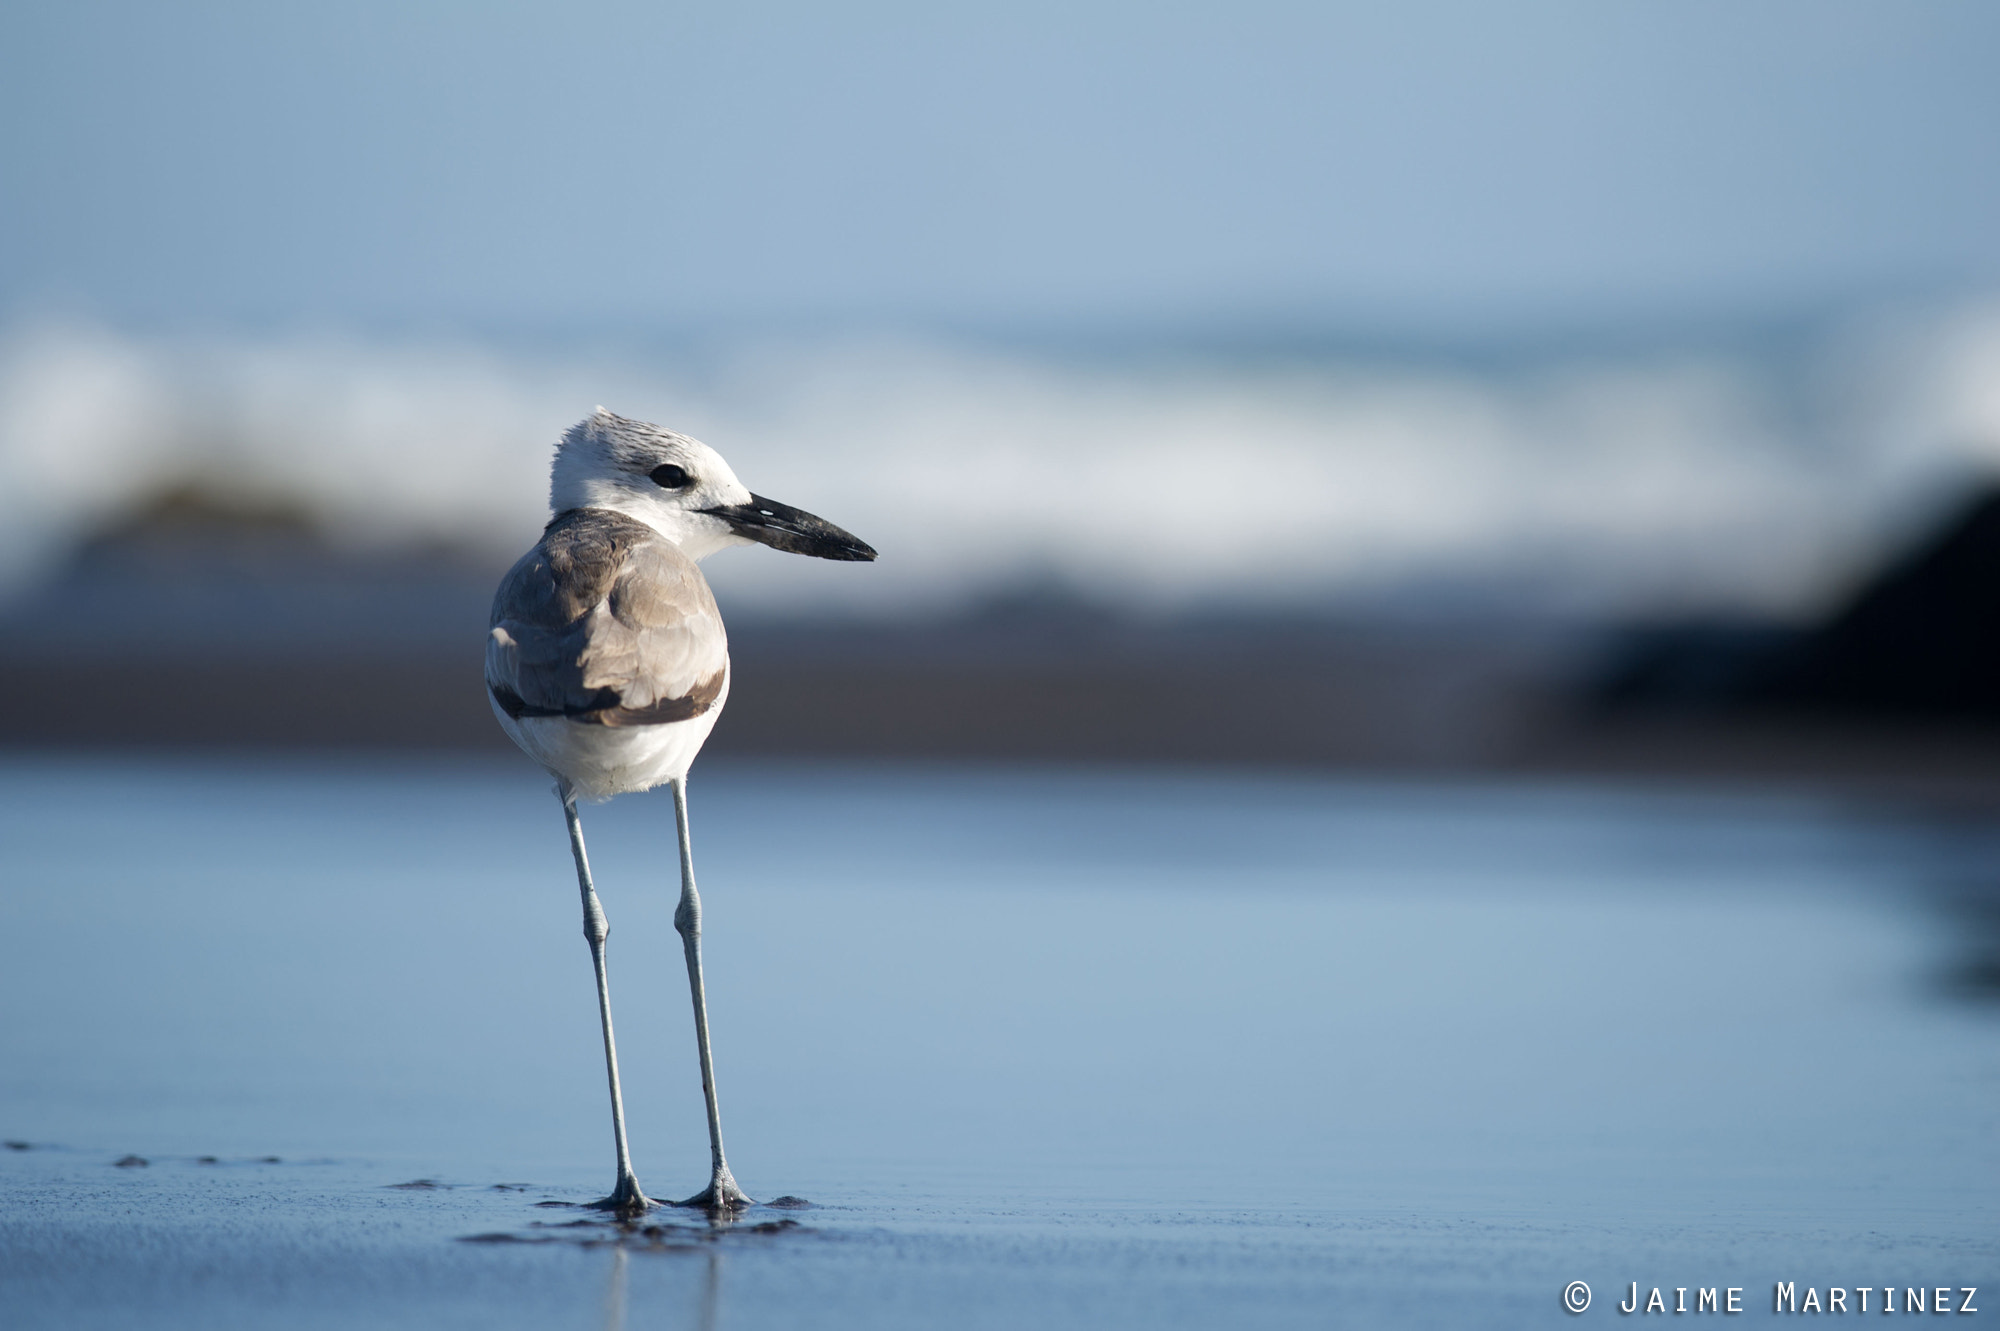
558 782 654 1217
669 775 753 1211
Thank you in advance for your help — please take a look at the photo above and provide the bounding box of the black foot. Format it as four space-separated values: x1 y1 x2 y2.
587 1175 656 1219
675 1172 754 1214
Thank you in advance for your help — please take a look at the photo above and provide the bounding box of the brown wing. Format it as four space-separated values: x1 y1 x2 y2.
486 508 728 727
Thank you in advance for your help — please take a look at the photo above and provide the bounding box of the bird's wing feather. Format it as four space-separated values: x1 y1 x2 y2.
487 508 728 726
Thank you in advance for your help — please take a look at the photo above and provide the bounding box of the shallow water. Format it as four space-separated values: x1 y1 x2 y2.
1 756 1995 1327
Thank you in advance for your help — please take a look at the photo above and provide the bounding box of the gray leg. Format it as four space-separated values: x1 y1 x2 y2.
669 776 753 1210
559 783 654 1217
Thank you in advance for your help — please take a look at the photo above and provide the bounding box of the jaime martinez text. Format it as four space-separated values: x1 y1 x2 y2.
1562 1282 1979 1314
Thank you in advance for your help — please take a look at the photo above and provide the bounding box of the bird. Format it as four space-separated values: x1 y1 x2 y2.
485 408 875 1215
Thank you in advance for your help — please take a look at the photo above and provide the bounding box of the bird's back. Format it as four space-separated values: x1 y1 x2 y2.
487 508 730 794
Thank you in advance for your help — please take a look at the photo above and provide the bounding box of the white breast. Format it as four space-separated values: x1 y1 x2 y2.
490 667 731 801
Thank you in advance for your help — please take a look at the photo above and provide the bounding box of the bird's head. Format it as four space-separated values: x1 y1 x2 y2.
549 408 877 563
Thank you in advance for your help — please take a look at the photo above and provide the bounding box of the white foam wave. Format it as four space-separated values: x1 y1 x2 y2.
4 309 1999 618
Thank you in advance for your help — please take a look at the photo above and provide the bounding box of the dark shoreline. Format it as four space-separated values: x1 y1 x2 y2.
8 646 2000 811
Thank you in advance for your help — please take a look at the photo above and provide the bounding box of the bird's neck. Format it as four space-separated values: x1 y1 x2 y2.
553 497 738 562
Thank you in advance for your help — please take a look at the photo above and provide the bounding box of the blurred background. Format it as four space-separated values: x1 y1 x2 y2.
5 7 2000 1325
3 0 2000 786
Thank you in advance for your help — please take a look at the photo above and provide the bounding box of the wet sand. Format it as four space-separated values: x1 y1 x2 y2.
2 759 1995 1327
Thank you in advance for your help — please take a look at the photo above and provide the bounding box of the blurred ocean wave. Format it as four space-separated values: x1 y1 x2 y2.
4 304 1999 619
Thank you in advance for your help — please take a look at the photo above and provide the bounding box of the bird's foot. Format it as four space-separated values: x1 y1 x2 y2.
675 1171 754 1214
587 1174 656 1219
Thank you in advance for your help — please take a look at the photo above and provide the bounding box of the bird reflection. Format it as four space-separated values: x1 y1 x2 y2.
598 1220 726 1331
696 1250 721 1331
603 1245 628 1331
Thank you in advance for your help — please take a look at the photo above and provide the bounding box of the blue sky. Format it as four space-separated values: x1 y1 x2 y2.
4 0 1997 341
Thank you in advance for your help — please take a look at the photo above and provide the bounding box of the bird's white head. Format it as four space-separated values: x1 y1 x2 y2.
549 408 876 563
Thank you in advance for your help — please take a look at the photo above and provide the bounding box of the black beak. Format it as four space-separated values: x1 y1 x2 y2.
701 493 877 562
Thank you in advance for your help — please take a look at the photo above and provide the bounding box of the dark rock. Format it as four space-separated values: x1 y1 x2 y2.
1755 488 2000 717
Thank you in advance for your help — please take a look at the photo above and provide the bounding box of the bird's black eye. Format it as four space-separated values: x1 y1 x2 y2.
650 463 691 489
